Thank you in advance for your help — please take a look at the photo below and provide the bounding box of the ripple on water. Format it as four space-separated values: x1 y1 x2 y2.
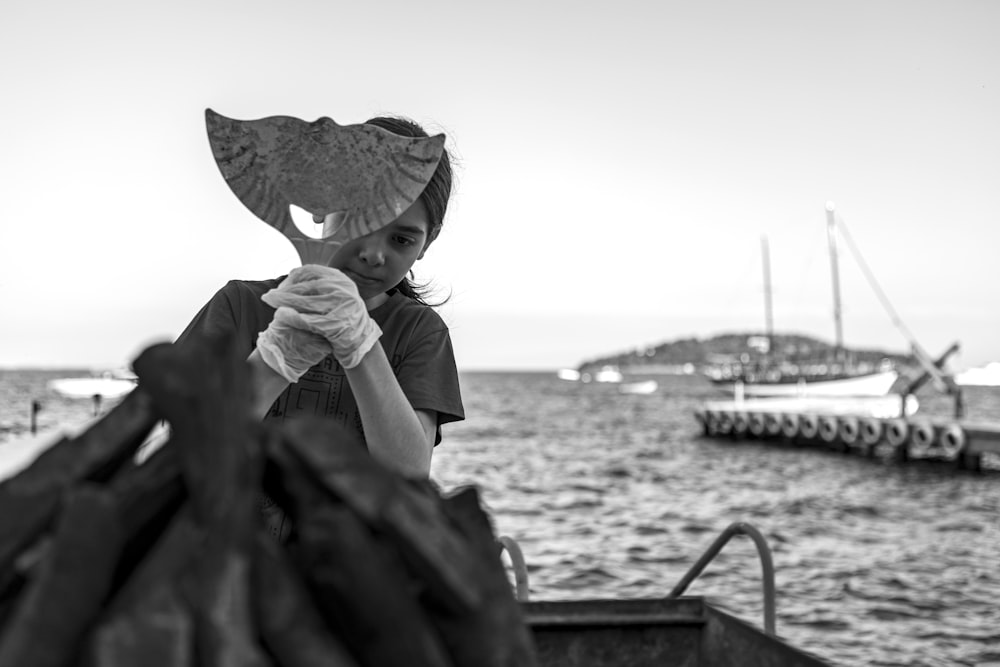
632 523 670 536
550 566 621 591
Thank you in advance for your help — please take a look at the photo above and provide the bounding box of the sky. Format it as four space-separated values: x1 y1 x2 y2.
1 0 997 372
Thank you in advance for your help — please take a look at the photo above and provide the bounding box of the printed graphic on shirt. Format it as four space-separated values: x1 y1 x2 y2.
265 355 367 441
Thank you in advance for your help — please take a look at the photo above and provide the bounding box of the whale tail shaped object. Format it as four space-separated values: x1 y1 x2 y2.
205 109 445 265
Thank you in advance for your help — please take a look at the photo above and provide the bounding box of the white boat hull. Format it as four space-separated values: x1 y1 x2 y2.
703 393 919 419
713 370 899 398
619 380 658 395
48 377 137 399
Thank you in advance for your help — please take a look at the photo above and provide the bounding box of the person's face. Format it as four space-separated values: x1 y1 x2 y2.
324 199 431 307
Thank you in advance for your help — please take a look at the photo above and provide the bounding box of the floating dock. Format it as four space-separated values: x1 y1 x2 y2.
695 397 999 471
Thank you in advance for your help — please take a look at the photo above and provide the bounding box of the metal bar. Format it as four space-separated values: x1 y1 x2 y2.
498 535 530 601
761 235 773 346
30 400 42 435
834 215 956 394
667 521 776 636
902 341 962 403
825 203 844 359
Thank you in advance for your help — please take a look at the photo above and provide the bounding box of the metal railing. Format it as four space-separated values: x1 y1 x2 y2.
498 535 530 601
667 521 776 636
501 521 776 636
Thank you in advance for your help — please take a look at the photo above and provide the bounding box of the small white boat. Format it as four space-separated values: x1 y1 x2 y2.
955 362 1000 387
49 378 135 398
592 366 623 383
48 374 137 399
556 368 581 382
619 380 658 395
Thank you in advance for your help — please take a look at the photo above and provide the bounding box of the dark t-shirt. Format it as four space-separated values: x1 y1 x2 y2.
175 277 465 446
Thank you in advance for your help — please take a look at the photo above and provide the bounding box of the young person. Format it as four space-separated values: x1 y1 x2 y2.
175 116 464 486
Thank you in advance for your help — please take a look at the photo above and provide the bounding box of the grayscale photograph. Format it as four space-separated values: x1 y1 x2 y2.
0 2 998 666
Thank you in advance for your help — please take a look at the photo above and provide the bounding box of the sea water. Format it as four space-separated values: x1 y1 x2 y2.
2 369 999 666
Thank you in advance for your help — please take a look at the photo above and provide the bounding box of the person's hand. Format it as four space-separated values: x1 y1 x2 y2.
256 308 332 382
261 265 381 370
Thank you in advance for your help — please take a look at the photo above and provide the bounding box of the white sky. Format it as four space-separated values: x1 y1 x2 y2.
1 0 997 371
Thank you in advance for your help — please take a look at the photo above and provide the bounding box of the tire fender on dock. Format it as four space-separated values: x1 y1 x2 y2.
939 423 967 460
780 413 799 439
763 413 782 437
748 412 766 437
705 410 719 434
860 418 883 446
885 418 909 448
717 411 734 435
839 416 860 446
697 409 712 435
908 421 937 457
732 411 749 437
799 413 820 439
819 415 840 443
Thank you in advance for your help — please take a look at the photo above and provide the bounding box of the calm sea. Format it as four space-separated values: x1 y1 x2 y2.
2 368 999 666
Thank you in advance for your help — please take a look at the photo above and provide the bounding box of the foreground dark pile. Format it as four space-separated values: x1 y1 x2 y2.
0 334 537 667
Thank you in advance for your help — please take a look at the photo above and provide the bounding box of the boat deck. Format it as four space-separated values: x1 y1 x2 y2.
525 597 831 666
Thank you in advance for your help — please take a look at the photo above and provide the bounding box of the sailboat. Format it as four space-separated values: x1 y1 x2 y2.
708 203 900 398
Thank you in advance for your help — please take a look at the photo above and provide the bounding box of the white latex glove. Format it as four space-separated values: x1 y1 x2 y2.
261 265 382 370
256 308 333 382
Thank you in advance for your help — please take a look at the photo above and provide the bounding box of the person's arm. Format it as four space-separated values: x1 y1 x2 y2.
247 348 292 418
246 346 436 479
344 343 436 478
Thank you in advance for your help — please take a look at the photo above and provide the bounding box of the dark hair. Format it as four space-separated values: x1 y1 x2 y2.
365 115 452 306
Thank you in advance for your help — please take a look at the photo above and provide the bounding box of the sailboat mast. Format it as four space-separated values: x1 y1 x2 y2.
825 202 844 360
761 235 774 349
